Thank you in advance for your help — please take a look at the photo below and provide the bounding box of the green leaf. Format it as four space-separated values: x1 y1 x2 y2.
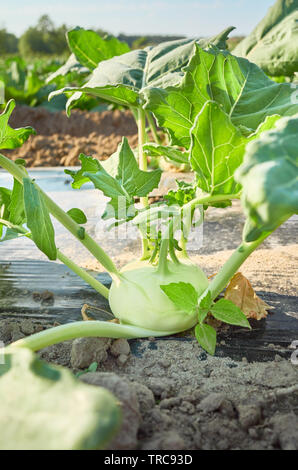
49 30 234 112
65 154 102 189
235 114 298 241
23 178 57 260
199 290 212 310
0 348 121 450
195 323 216 355
8 178 25 226
190 101 248 195
67 27 130 70
164 180 196 207
210 299 251 328
0 187 12 238
160 282 198 314
84 138 161 220
67 208 87 224
143 143 189 164
234 0 298 76
0 100 36 149
197 290 212 324
46 53 89 83
145 44 298 148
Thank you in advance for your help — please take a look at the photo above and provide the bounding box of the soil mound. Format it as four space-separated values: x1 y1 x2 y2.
5 106 138 167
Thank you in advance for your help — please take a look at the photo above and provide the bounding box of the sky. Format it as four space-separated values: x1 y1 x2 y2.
1 0 276 38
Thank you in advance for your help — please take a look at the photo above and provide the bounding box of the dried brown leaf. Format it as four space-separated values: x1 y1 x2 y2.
224 272 273 320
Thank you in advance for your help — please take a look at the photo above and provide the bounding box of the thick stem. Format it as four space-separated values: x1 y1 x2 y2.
169 239 180 264
179 235 188 258
137 107 148 207
146 111 161 145
57 251 110 299
0 154 120 278
187 193 240 212
8 321 177 352
157 219 174 274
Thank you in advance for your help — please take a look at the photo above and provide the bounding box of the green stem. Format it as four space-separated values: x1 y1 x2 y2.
157 237 169 274
169 239 180 264
187 193 240 212
179 234 188 258
137 107 148 207
9 321 177 352
146 111 161 145
57 251 109 299
0 220 110 299
136 107 152 259
157 219 174 274
0 154 120 278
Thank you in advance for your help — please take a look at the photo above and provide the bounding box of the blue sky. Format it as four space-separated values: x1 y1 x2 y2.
2 0 275 37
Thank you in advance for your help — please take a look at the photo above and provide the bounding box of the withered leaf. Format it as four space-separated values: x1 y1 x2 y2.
224 272 273 320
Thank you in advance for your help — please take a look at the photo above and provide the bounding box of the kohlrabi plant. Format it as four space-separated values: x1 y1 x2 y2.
0 36 297 356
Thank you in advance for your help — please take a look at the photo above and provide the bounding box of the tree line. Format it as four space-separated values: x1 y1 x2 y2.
0 15 188 57
0 15 243 57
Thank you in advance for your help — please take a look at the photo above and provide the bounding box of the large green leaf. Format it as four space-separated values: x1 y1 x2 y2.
23 178 57 260
144 44 298 148
233 0 298 76
0 100 36 149
190 101 247 195
47 29 129 83
67 28 130 70
0 348 121 450
49 28 234 113
189 102 281 196
46 53 89 83
235 114 298 241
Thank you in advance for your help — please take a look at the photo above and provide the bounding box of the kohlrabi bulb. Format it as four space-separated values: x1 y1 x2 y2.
109 259 209 332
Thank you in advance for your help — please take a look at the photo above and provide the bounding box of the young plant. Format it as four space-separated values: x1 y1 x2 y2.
0 37 297 356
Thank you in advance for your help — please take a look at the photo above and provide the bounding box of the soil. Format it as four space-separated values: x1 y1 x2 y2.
4 106 139 167
0 319 297 450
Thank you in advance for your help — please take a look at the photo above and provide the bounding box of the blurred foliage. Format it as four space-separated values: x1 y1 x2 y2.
0 29 18 54
18 15 69 57
227 36 245 51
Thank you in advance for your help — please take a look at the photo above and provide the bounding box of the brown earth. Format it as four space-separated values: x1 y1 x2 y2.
5 106 139 167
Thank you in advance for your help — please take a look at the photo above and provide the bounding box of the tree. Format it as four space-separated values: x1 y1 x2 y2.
0 29 18 54
19 15 68 56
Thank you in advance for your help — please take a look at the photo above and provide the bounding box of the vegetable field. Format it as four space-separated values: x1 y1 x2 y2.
0 0 297 451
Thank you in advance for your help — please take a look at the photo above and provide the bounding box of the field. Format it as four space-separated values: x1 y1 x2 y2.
0 0 297 451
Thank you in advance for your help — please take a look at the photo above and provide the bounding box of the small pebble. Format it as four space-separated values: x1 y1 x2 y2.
117 354 129 366
159 358 171 368
110 338 130 357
